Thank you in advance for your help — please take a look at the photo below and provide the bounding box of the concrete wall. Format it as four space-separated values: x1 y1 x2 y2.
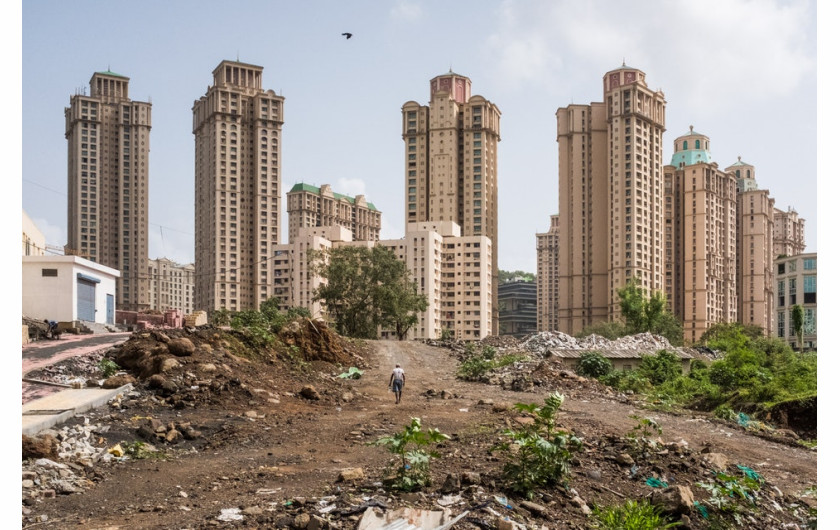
22 255 119 324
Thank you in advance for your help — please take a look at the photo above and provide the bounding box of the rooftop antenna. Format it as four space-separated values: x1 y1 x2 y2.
237 51 240 62
622 58 626 67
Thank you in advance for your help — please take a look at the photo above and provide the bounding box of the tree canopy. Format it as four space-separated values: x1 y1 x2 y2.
309 246 428 340
617 277 684 345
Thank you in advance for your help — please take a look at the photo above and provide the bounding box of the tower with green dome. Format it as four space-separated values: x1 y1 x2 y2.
663 126 739 343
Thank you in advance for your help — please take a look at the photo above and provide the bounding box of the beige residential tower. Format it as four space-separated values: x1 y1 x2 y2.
402 71 501 333
193 60 284 312
537 65 666 335
65 71 151 311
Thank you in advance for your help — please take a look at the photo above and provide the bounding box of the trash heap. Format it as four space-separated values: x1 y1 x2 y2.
521 331 676 354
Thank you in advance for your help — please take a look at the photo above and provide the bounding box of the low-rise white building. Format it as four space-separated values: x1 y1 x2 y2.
22 255 120 325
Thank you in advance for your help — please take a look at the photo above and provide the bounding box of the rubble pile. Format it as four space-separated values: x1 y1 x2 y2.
522 331 677 354
22 420 111 506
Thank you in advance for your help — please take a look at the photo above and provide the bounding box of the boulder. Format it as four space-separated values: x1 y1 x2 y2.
22 434 59 460
168 338 196 357
299 385 320 400
102 374 136 389
652 485 695 516
159 357 180 373
440 473 460 493
702 453 729 471
338 468 365 482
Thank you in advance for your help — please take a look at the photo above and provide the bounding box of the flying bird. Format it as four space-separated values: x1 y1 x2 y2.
342 32 352 39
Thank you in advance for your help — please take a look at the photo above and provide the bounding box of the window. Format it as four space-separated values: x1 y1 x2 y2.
777 311 785 338
777 281 785 307
804 275 816 304
803 258 816 270
789 278 797 305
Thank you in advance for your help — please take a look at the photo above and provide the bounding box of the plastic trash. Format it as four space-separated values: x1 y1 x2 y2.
645 477 668 488
217 508 244 521
495 495 513 509
737 464 764 483
693 501 709 519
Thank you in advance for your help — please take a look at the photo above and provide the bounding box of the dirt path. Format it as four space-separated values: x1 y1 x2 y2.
27 340 817 529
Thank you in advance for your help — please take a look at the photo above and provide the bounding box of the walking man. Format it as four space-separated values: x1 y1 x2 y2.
389 364 405 404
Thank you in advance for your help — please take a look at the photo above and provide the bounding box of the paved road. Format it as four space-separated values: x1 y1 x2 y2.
22 332 131 405
23 332 131 376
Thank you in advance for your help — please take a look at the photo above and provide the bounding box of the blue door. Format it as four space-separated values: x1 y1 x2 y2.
77 279 96 321
106 294 115 325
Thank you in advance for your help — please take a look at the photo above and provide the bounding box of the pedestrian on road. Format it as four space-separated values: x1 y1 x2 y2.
389 364 405 404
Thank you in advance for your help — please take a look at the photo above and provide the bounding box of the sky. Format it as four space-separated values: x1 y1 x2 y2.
19 0 818 275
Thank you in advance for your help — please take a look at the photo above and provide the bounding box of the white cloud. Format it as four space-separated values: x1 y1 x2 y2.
337 177 367 197
390 0 422 22
486 0 815 110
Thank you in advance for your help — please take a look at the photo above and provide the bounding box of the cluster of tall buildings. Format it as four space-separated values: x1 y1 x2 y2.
536 64 811 345
60 60 813 346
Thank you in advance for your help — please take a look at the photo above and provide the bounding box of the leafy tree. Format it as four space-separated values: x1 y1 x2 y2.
310 246 428 340
638 350 682 385
699 322 765 348
617 277 683 345
576 321 628 340
791 304 804 352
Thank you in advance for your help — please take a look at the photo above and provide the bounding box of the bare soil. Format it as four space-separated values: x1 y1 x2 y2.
22 327 817 529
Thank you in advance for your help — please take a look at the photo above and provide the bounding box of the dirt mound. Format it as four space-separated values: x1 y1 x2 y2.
278 318 361 365
768 396 817 438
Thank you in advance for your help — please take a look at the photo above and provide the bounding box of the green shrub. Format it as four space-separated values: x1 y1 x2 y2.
591 499 679 529
577 351 613 378
638 350 682 385
493 392 581 498
371 417 449 491
618 370 653 394
456 345 524 381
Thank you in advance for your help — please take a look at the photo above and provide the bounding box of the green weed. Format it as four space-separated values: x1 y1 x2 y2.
370 417 449 491
591 499 680 529
493 392 581 499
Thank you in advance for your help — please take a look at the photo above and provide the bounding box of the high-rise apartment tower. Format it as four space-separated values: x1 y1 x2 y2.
663 127 738 343
728 157 775 333
65 71 151 311
773 207 806 258
537 65 666 334
193 60 285 312
402 71 501 333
